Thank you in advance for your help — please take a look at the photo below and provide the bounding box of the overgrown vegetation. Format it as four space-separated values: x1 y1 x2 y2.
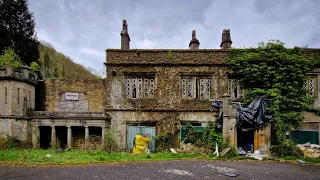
182 122 225 150
0 135 32 149
154 131 177 151
228 40 319 156
103 129 120 153
270 141 303 158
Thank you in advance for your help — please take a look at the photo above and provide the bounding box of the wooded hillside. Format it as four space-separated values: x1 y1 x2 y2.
38 41 98 79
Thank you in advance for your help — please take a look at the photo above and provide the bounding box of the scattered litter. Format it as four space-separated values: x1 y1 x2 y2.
170 148 177 154
297 143 320 159
297 159 307 165
221 148 231 157
225 172 239 177
45 154 52 158
213 143 219 157
246 150 268 161
238 147 246 155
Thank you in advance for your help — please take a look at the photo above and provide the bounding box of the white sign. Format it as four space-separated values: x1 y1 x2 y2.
65 92 79 101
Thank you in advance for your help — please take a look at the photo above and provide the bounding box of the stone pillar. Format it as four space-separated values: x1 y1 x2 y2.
32 125 40 148
51 126 56 148
120 20 130 49
222 94 237 147
189 30 200 50
67 126 72 149
101 126 106 147
220 29 232 49
85 126 89 149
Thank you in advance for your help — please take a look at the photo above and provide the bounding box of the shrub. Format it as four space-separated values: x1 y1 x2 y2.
0 47 23 68
270 141 303 157
29 61 39 72
103 129 120 153
154 131 177 152
0 135 32 149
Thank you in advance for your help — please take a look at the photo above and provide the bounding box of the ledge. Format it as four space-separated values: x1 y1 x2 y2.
105 108 218 112
0 66 38 85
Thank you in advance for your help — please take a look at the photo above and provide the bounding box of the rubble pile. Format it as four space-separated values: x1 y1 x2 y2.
297 143 320 159
179 142 211 154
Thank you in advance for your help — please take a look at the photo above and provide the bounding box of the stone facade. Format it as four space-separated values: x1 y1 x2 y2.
1 20 320 150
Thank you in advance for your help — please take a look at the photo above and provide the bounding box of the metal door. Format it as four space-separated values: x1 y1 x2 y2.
127 126 156 152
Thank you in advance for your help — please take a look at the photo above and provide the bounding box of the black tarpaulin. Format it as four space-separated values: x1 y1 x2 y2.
237 97 273 131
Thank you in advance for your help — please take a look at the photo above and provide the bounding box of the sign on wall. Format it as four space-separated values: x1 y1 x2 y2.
65 92 79 101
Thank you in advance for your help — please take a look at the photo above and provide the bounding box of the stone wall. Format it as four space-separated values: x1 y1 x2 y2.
0 118 30 141
44 79 106 112
106 49 229 65
105 65 228 110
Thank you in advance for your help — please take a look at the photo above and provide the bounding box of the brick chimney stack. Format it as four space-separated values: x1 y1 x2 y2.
189 30 200 50
220 29 232 49
120 20 130 49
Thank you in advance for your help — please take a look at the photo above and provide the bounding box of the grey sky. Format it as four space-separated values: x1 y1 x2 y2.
28 0 320 73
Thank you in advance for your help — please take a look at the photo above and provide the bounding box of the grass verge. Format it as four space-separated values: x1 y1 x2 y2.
0 149 211 166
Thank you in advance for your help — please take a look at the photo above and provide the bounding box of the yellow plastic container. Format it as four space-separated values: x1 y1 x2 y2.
131 134 150 155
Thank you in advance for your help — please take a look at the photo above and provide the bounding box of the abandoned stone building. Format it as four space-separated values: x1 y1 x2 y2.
0 20 319 151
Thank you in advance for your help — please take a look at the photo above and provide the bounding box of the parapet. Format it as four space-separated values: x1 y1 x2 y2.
0 66 38 85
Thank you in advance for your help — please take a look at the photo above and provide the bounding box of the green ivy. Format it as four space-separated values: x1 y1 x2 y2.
228 40 316 144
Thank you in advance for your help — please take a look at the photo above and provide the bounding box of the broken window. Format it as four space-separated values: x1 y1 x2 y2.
181 76 211 99
126 76 155 99
305 77 316 97
228 79 244 99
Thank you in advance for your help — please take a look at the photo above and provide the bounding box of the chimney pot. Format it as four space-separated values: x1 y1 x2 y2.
220 29 232 49
189 30 200 50
120 19 130 49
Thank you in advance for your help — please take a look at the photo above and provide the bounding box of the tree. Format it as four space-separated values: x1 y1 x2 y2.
0 0 39 65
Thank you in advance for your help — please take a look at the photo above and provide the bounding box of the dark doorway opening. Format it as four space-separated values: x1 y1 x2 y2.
72 126 85 149
56 126 68 149
39 126 51 149
237 129 254 153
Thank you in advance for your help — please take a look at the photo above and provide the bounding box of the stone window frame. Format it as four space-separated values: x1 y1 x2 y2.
228 79 244 99
125 73 155 99
181 75 212 100
304 76 317 97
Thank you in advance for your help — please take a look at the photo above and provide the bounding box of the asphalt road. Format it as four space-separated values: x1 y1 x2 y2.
0 160 319 180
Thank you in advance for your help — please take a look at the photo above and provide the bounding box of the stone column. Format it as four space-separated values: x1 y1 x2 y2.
32 125 40 148
67 126 72 149
85 126 89 149
101 126 106 147
51 126 56 148
222 94 237 147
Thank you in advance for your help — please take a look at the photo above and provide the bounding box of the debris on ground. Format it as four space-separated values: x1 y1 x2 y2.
180 142 211 154
238 147 246 155
170 148 177 154
297 142 320 159
246 150 268 161
220 148 231 157
213 143 219 157
45 154 52 158
297 159 307 165
225 172 240 177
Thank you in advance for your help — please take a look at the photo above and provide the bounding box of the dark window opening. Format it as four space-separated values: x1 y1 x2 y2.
17 88 20 104
89 127 102 137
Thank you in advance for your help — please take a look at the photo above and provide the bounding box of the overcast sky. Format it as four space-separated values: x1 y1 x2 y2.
28 0 320 74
